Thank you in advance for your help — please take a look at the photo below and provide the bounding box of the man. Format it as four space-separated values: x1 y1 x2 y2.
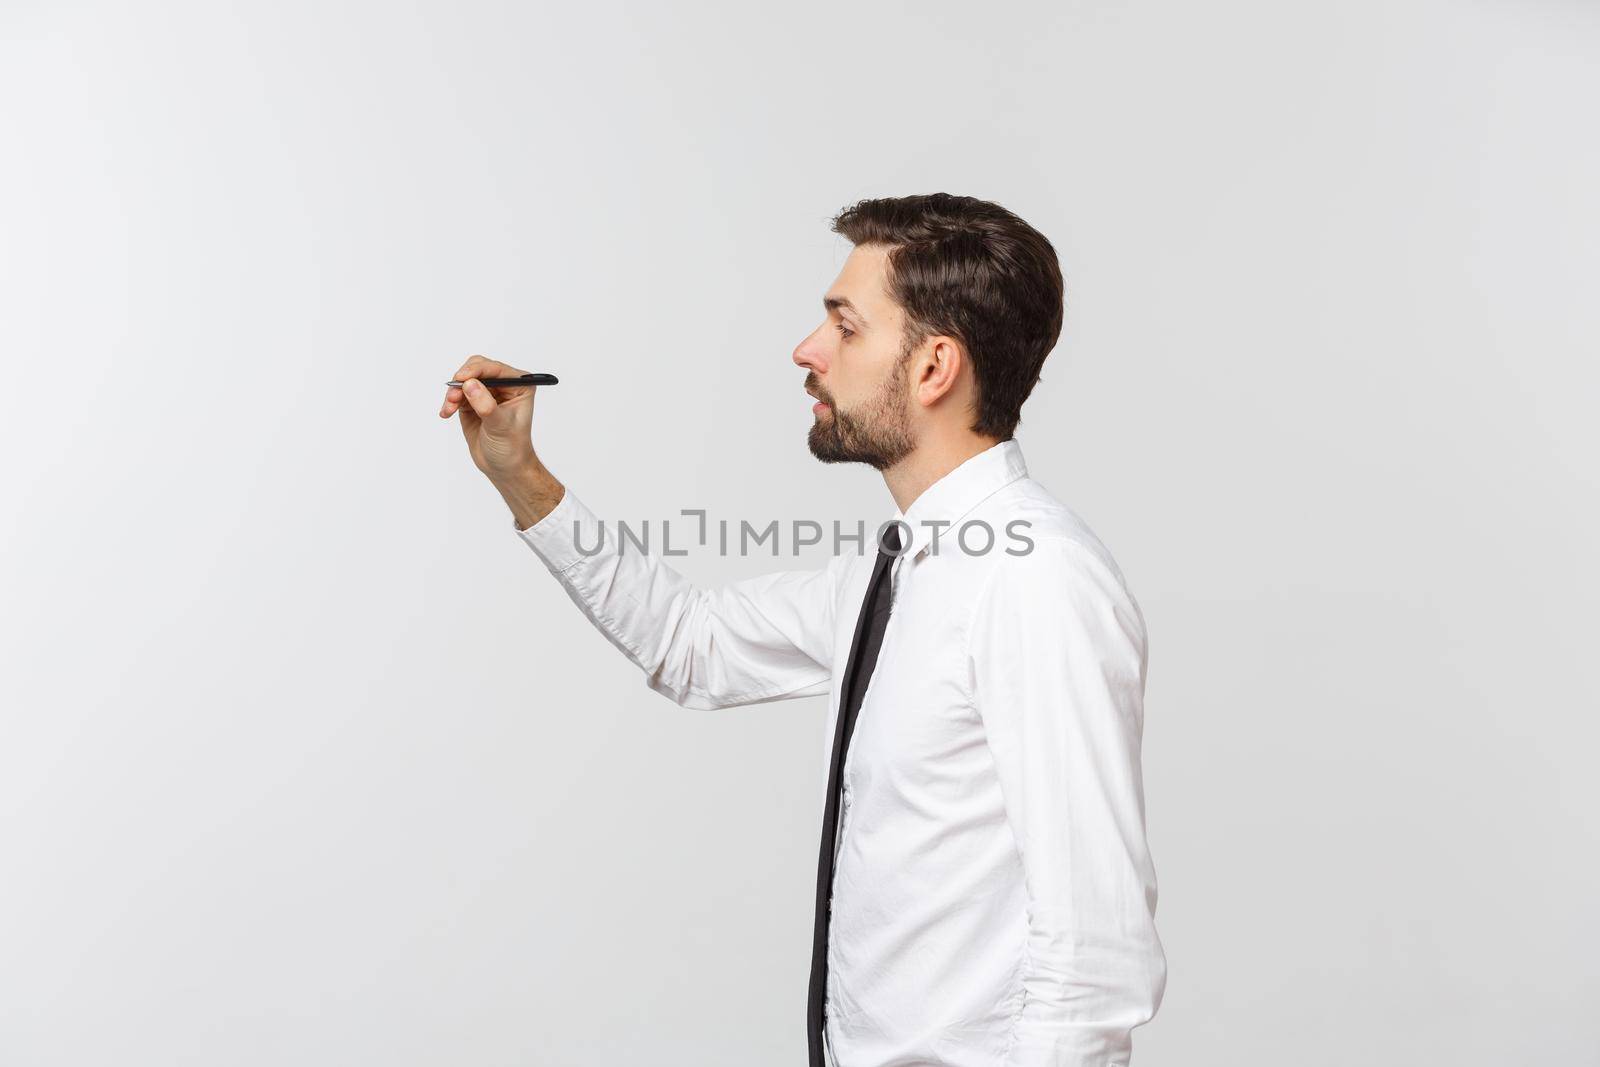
439 193 1166 1066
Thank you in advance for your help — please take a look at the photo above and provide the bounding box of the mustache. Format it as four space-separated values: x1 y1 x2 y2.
805 374 834 405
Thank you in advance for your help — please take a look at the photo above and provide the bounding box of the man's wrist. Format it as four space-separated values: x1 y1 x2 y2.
495 460 566 532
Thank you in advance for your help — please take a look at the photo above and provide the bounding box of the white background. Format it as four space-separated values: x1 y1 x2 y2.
3 1 1596 1063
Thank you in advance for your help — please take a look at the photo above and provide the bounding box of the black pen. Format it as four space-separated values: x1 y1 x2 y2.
445 372 559 387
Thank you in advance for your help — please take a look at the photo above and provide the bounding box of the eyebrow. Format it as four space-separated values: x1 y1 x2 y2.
824 296 868 325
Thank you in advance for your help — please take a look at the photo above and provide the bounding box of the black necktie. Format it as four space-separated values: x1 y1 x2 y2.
807 522 903 1066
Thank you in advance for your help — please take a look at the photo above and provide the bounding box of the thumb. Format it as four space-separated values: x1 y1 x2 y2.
460 378 500 421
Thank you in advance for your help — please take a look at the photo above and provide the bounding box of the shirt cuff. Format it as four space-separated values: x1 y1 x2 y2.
512 486 604 575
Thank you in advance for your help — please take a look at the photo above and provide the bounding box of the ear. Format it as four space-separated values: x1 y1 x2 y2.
913 336 966 408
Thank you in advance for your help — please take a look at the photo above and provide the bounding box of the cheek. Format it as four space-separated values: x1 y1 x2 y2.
828 369 858 407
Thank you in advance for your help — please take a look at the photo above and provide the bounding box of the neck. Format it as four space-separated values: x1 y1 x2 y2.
883 432 1004 514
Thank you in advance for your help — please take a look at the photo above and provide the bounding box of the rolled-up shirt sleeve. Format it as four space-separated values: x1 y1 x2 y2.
514 486 843 710
966 536 1167 1067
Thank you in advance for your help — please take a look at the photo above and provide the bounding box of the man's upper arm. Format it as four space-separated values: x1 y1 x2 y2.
516 487 842 709
966 536 1166 1066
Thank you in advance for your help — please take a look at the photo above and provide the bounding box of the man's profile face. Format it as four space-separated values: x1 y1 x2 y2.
793 243 919 470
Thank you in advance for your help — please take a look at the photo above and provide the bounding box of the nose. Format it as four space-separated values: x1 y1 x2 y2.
792 323 829 374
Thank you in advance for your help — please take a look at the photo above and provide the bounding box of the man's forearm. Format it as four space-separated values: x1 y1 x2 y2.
495 460 566 532
509 481 839 710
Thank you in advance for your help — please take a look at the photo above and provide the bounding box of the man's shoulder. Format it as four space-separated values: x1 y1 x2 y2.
976 476 1131 591
969 481 1149 654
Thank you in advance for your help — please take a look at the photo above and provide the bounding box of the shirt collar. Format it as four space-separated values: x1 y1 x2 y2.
886 438 1030 562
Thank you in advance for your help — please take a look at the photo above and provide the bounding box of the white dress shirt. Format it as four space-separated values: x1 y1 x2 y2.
513 439 1166 1067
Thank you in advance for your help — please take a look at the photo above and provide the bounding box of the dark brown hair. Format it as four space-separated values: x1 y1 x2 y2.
830 192 1065 441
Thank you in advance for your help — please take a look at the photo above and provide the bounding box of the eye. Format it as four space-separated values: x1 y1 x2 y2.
834 322 854 340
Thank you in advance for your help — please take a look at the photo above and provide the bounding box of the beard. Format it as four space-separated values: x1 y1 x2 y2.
806 347 917 471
